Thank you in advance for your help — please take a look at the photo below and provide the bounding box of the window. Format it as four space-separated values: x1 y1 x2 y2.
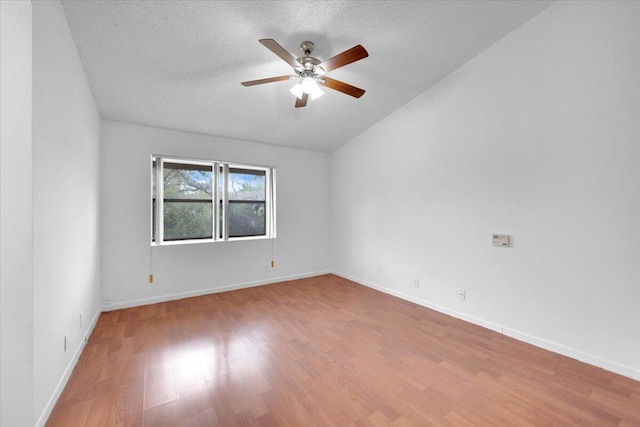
152 156 275 244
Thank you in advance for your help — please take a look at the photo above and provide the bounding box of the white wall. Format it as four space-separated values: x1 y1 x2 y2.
32 1 102 425
101 121 330 308
0 1 34 425
331 0 640 380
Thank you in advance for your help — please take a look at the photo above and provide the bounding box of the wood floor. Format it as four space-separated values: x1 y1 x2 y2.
47 274 640 426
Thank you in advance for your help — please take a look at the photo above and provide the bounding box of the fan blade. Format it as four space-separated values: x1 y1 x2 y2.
295 93 308 108
318 45 368 73
241 76 292 86
259 39 300 69
321 77 366 98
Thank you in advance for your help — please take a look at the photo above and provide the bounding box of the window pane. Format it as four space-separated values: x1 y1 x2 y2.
152 159 157 197
228 168 265 201
164 162 212 200
163 161 213 241
152 199 156 242
152 159 156 242
228 202 265 237
228 168 267 237
164 201 212 241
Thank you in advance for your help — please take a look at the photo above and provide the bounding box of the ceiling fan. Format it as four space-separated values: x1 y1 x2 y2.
241 39 369 108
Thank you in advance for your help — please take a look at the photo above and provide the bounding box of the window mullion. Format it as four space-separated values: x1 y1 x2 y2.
213 162 220 241
222 163 229 240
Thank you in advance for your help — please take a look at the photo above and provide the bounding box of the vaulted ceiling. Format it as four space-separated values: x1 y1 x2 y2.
61 1 554 152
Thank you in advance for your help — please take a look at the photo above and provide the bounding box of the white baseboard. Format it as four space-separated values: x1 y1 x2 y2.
502 327 640 381
35 307 102 427
332 270 640 382
333 271 504 334
103 270 332 311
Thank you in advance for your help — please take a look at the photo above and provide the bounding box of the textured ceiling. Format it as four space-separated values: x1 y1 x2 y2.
61 0 553 152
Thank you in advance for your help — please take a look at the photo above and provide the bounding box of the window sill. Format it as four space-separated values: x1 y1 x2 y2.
151 235 273 247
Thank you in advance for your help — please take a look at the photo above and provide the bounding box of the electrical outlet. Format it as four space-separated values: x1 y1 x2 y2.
104 295 110 305
412 279 420 288
457 289 466 300
64 335 68 352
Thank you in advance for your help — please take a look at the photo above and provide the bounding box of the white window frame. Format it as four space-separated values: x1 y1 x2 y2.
151 155 276 245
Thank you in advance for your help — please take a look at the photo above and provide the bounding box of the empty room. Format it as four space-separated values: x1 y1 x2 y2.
1 0 639 426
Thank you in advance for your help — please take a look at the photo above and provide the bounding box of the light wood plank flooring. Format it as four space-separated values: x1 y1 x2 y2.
46 274 640 426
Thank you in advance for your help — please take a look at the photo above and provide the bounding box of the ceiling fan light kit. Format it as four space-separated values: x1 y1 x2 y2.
290 77 324 100
241 39 368 108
